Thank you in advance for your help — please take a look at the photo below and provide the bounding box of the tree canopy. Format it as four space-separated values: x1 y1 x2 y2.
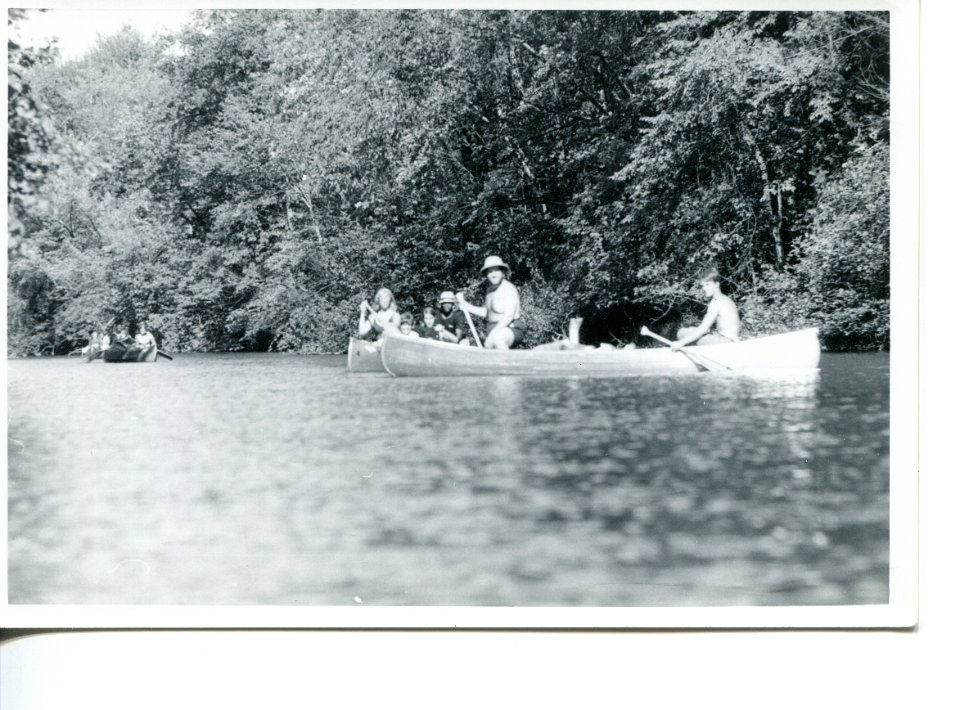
8 10 890 355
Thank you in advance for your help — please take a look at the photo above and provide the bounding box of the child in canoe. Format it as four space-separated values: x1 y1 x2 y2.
399 313 417 336
672 267 740 349
415 307 443 340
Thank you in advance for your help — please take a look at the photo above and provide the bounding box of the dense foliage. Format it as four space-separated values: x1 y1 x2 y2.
8 9 62 249
8 10 890 354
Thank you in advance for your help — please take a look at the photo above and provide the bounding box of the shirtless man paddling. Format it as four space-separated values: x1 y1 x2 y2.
672 267 740 349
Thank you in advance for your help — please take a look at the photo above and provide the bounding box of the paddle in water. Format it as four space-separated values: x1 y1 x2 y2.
640 326 730 372
157 350 174 361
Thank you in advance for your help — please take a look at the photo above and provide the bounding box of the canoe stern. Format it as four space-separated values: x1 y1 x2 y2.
694 327 821 370
347 337 387 373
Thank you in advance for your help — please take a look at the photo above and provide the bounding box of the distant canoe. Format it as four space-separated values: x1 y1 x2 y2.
103 343 158 363
380 328 821 377
347 336 386 373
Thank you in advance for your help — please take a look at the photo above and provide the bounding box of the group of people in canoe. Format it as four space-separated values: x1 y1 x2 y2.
357 255 740 351
359 289 472 344
81 323 157 359
358 255 524 350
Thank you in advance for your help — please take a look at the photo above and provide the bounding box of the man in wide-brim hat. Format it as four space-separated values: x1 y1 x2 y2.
456 255 523 349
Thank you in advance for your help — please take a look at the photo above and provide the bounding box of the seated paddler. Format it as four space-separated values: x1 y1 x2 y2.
672 267 740 349
456 255 523 350
82 330 100 356
358 287 401 341
135 323 157 349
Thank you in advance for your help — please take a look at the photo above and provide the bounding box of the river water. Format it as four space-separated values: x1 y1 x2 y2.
7 353 888 606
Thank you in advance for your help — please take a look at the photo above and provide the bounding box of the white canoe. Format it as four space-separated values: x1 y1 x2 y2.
380 328 821 377
347 336 387 373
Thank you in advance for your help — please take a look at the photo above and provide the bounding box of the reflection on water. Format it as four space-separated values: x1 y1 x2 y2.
7 354 888 606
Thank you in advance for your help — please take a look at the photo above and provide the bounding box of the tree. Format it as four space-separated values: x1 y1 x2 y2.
7 10 61 249
7 10 890 355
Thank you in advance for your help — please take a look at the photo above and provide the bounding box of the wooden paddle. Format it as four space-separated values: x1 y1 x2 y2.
157 350 173 361
461 307 484 348
452 288 485 348
640 326 731 372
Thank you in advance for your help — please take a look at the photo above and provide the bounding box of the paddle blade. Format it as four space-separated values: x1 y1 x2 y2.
157 350 174 361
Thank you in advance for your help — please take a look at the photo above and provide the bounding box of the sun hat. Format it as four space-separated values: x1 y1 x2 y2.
480 255 510 276
438 291 457 304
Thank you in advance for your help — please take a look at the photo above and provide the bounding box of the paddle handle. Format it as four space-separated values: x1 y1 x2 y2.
639 326 672 348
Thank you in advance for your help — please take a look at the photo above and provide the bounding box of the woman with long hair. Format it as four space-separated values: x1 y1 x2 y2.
358 287 401 341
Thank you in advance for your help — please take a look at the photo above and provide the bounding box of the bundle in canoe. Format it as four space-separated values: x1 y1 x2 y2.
103 342 158 363
347 336 387 373
380 328 821 377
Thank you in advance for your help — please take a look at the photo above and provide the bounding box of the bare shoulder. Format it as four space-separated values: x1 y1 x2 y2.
718 293 738 311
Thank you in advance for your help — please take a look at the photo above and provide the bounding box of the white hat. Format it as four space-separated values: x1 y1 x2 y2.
438 291 457 304
480 255 510 276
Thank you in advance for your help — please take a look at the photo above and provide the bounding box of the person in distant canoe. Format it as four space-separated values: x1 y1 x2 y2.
114 325 133 346
456 255 523 350
358 287 401 341
672 267 740 349
82 330 100 356
415 307 443 340
135 323 157 349
434 291 468 344
100 330 112 350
